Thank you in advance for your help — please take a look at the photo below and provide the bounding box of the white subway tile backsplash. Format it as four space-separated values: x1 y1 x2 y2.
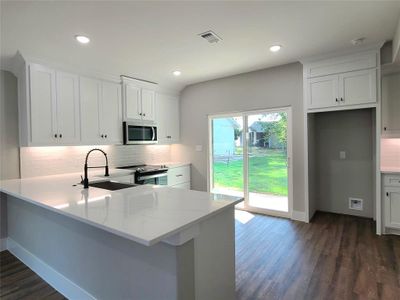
381 138 400 169
20 145 172 178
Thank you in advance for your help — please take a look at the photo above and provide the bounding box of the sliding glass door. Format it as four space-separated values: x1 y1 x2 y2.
210 115 244 199
209 108 292 217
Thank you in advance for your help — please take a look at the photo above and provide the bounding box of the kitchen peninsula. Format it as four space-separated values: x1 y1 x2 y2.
0 172 243 300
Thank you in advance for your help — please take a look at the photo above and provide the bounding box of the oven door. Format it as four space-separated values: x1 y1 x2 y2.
135 172 168 185
123 122 158 144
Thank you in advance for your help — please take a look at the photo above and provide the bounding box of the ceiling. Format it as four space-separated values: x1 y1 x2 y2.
1 1 400 92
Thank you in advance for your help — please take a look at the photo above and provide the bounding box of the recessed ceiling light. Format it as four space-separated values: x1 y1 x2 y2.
75 35 90 44
269 45 282 52
173 70 181 76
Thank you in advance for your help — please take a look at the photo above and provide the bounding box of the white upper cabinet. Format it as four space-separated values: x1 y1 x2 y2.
29 64 80 146
56 71 80 144
141 89 155 121
339 69 376 105
303 50 379 111
156 93 180 144
307 75 339 109
125 84 141 120
29 64 57 145
123 79 156 123
101 81 122 144
80 77 123 145
382 72 400 136
80 77 102 144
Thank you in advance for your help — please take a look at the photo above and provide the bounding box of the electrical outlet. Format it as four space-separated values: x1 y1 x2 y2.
349 198 363 211
195 145 203 152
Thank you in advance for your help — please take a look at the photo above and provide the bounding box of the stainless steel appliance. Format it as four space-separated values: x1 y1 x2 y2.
123 122 158 144
117 165 168 185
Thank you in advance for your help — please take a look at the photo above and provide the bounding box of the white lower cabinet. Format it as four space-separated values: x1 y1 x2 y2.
168 165 191 189
383 174 400 231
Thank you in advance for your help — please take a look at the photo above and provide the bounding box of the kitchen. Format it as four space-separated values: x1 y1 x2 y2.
1 1 400 300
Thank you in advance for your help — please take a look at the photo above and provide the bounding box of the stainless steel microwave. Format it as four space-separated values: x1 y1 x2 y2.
123 122 158 144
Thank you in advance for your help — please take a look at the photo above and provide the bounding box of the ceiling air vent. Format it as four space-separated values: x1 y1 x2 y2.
199 30 222 43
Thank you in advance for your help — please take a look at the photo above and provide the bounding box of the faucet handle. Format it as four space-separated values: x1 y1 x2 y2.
80 175 84 184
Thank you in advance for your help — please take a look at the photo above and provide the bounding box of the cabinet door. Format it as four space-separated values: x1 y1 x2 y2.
56 72 80 144
384 187 400 229
307 75 338 109
339 69 376 105
156 93 180 144
124 84 142 120
155 93 169 143
29 64 57 145
141 89 155 121
101 81 122 144
80 77 102 144
168 96 180 143
382 73 400 134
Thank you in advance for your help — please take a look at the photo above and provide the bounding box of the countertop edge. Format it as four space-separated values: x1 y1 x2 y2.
0 186 243 247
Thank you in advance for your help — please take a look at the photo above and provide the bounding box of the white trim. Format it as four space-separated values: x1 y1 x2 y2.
7 238 96 300
291 210 308 222
0 238 7 251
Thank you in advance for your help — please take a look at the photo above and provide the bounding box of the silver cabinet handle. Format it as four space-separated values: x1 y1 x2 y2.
176 174 183 177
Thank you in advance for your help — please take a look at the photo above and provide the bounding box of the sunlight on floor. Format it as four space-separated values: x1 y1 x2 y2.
213 188 288 212
234 210 255 224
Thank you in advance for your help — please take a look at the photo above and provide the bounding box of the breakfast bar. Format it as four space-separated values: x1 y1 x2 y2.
0 173 243 300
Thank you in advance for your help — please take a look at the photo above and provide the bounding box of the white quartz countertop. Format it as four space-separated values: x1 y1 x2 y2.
0 172 242 246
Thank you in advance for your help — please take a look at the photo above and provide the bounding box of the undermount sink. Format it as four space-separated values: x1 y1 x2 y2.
86 181 137 191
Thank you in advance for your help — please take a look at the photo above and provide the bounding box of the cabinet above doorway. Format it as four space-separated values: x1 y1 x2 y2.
303 49 379 112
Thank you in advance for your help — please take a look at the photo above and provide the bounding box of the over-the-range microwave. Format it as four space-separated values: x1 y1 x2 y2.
123 121 158 145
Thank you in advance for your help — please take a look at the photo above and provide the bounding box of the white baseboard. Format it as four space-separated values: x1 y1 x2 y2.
7 238 95 300
291 210 308 222
0 238 7 251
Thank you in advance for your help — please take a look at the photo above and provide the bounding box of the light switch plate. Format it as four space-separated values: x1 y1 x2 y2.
195 145 203 152
339 151 346 160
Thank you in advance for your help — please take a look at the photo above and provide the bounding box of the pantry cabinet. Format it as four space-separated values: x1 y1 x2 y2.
156 93 180 144
123 79 156 122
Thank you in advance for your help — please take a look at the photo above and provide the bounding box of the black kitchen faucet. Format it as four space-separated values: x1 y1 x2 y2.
82 148 109 189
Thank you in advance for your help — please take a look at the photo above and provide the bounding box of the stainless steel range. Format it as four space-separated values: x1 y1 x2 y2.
117 164 168 185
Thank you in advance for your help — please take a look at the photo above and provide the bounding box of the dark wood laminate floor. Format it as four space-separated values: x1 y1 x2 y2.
1 211 399 299
236 211 400 300
0 250 66 300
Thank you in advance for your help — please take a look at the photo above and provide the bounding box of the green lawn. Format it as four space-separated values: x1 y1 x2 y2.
213 149 288 196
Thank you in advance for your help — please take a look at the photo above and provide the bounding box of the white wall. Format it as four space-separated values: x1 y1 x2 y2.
0 70 20 242
173 63 306 214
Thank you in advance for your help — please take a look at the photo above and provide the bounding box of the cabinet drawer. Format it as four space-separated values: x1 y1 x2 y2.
384 175 400 187
168 165 190 186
